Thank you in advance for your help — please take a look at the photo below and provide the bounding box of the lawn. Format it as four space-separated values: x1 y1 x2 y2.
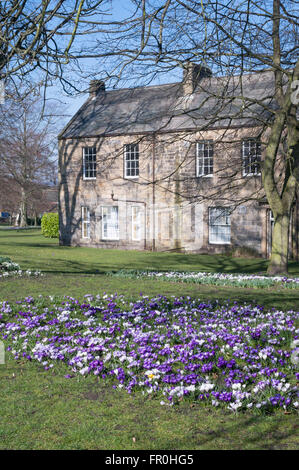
0 229 298 450
1 228 299 276
0 228 298 309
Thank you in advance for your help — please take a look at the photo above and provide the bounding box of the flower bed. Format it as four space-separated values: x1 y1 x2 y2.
0 257 42 279
0 294 298 413
111 270 299 289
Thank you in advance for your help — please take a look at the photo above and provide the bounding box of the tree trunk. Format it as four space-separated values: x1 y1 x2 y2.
14 213 20 227
19 188 27 227
267 212 290 275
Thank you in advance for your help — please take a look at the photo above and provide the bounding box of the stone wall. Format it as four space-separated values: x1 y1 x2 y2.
58 128 269 256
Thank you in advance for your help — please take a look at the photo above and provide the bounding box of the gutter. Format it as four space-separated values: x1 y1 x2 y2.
58 121 261 141
152 133 156 252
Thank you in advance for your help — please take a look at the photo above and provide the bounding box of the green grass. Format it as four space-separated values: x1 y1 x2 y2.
1 228 298 276
0 228 298 450
1 273 299 311
0 228 298 310
1 358 298 450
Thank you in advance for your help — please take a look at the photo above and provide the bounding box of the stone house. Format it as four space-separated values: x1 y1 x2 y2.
58 63 298 258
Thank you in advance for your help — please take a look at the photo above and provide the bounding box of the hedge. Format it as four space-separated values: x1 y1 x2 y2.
41 213 59 238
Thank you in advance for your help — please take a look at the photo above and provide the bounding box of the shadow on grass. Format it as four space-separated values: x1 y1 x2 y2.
1 357 297 450
39 255 299 277
0 229 298 276
75 378 299 450
33 257 266 276
40 258 112 274
0 232 45 239
136 254 268 274
171 411 296 450
1 271 298 311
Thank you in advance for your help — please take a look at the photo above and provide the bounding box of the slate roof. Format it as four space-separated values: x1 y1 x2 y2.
59 70 276 139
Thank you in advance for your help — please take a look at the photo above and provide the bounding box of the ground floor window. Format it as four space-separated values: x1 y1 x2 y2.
209 207 231 244
132 206 142 241
82 206 90 239
102 206 119 240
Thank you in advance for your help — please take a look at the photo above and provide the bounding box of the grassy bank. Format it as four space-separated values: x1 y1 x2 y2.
0 229 298 450
1 358 298 450
0 228 298 276
0 229 298 310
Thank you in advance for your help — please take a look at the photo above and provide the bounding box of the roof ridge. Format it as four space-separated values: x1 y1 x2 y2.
105 81 180 94
102 69 274 94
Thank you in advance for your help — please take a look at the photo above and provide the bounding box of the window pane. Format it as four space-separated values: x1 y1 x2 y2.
83 147 96 179
197 141 213 176
102 206 119 239
82 207 90 238
209 208 231 244
125 144 139 177
243 140 261 175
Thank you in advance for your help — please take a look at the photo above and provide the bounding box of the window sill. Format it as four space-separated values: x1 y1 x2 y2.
242 173 261 177
209 241 231 245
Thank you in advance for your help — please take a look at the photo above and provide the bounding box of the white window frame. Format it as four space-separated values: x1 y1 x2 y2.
132 206 142 241
196 141 214 177
209 207 231 244
83 146 97 180
242 139 261 176
124 144 139 178
81 206 90 239
102 206 119 240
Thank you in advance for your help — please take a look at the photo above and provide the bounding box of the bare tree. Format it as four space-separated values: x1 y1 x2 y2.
0 1 113 88
0 176 21 223
0 85 57 226
86 0 298 274
27 183 58 225
2 1 297 272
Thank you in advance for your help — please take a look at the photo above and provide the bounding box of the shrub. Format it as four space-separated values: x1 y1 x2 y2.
41 213 59 238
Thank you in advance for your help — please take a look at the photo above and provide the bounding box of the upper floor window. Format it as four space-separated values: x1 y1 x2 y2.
124 144 139 178
83 147 96 179
81 206 90 239
196 141 213 177
242 139 261 176
209 207 231 244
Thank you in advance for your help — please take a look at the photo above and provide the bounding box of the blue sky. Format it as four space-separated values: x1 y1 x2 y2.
46 0 182 134
48 0 136 131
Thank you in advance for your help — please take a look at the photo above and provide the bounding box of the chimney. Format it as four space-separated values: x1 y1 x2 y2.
89 80 105 98
182 62 212 94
